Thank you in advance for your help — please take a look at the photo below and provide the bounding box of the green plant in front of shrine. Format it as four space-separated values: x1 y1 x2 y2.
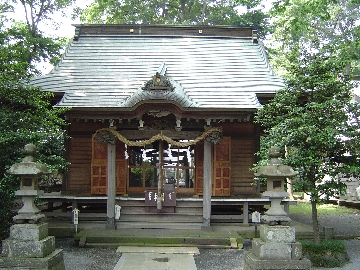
301 240 349 267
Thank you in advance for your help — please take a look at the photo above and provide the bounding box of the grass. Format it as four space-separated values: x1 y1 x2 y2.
289 202 360 215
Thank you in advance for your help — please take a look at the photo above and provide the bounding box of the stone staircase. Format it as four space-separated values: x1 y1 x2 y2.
116 200 203 229
44 199 204 230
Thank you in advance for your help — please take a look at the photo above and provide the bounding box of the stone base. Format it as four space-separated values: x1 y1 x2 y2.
260 225 295 243
261 214 291 225
10 223 48 241
243 251 311 270
0 249 65 270
13 213 45 224
252 238 303 260
2 236 55 258
243 225 311 270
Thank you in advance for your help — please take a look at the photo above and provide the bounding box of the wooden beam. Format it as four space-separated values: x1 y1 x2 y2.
119 130 201 140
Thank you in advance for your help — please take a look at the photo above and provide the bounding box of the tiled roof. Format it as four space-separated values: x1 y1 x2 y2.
31 25 284 110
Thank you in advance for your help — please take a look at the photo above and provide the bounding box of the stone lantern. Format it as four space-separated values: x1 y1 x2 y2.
243 146 311 270
1 144 65 270
255 146 297 225
7 143 49 224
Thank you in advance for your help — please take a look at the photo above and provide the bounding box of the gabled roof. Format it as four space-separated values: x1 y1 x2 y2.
31 24 284 110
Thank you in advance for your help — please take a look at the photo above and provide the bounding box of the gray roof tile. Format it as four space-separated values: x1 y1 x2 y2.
31 26 284 110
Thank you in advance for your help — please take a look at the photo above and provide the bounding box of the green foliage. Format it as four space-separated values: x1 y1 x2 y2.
0 1 71 239
0 175 18 239
301 240 348 267
0 75 68 240
18 0 75 35
76 0 269 38
258 0 360 244
256 46 360 202
269 0 360 76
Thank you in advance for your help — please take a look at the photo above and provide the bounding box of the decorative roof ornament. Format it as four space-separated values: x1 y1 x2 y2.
142 63 175 91
121 63 199 108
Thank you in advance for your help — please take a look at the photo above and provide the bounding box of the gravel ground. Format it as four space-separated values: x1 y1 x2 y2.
58 239 360 270
56 238 120 270
194 248 245 270
2 213 358 270
289 213 360 237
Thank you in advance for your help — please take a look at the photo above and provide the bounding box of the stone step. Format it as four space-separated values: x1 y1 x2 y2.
74 234 231 248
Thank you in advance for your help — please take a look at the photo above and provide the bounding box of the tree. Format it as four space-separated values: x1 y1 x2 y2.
0 0 70 239
16 0 74 71
76 0 269 38
269 0 360 76
256 0 360 244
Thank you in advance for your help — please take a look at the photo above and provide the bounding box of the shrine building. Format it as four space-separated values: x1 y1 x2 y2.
31 24 286 228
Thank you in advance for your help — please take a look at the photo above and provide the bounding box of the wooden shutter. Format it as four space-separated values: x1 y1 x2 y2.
91 137 128 195
91 137 107 194
213 136 231 196
116 140 127 194
194 141 204 195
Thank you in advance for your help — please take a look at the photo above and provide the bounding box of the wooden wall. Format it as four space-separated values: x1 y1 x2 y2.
230 138 257 195
220 122 258 196
64 119 259 196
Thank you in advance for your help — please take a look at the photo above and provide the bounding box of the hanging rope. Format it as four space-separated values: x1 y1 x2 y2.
94 127 222 147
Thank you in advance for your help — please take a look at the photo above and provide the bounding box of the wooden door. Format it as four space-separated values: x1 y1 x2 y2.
213 137 231 196
91 137 127 195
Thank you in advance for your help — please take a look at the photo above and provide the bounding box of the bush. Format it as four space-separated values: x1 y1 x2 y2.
301 240 349 267
0 175 18 240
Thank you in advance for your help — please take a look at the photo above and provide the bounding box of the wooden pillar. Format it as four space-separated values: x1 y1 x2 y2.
106 142 116 230
242 201 249 226
203 140 212 227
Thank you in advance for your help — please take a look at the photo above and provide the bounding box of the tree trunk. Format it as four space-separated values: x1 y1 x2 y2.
286 178 294 200
311 199 321 243
180 0 186 22
284 146 294 199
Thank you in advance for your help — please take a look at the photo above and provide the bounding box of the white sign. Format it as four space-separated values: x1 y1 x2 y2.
72 208 80 225
252 211 261 223
115 205 121 220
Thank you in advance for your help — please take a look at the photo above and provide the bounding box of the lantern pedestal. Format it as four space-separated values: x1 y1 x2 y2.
13 189 45 224
262 192 291 225
244 225 311 270
1 223 65 270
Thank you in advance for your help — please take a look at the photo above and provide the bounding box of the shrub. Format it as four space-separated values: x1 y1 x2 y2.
301 240 349 267
0 175 18 240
